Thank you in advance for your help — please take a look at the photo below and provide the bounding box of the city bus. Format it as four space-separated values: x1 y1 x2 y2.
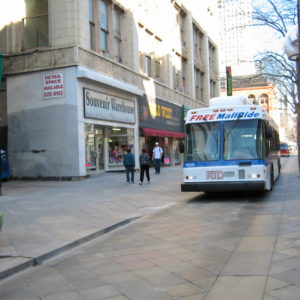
181 96 280 192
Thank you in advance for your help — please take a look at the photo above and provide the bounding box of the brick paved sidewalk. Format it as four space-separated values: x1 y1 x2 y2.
0 165 194 280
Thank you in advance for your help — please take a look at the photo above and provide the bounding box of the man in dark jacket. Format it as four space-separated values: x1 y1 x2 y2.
123 149 135 183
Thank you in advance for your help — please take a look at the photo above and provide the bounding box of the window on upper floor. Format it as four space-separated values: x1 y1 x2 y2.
209 42 216 71
23 0 48 49
175 4 186 49
89 0 96 50
210 80 216 98
182 58 187 92
248 94 257 105
100 0 109 52
155 58 161 80
260 94 269 104
179 11 186 48
139 53 163 82
145 55 151 77
89 0 124 62
113 8 122 62
193 25 204 61
194 67 204 101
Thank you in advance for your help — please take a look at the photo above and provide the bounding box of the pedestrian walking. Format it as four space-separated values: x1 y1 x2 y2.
152 142 163 174
123 149 135 183
139 148 151 185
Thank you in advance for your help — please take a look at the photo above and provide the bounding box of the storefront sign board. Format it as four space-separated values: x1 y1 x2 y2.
84 88 135 124
139 95 182 132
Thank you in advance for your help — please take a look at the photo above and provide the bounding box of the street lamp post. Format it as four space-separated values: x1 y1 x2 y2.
0 53 3 195
283 1 300 173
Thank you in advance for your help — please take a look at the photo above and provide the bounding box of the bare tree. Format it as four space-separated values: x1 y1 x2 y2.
252 0 300 171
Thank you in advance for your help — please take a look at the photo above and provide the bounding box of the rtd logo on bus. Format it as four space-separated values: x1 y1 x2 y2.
206 171 224 180
189 111 260 122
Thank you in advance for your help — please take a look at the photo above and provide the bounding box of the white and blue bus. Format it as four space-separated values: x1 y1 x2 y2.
181 96 280 192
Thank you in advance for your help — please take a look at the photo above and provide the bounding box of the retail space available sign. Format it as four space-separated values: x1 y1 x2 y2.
43 72 64 99
83 88 135 124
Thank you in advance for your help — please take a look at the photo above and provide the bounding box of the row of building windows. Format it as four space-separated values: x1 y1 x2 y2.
248 94 269 105
19 0 217 101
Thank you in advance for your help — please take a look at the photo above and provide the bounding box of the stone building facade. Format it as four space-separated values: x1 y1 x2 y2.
0 0 219 178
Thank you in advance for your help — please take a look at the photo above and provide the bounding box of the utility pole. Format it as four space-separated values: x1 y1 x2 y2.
283 1 300 173
226 66 232 96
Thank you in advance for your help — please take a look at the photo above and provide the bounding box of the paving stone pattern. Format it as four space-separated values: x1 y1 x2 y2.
0 157 299 299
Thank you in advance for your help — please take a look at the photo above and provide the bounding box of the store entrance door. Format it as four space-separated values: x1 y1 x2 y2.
94 133 104 170
85 125 104 172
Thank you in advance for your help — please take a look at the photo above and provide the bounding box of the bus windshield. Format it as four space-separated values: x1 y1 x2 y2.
185 122 220 162
185 119 263 162
224 119 261 160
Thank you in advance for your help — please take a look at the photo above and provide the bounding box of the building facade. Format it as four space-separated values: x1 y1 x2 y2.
0 0 219 178
220 75 283 136
217 0 255 76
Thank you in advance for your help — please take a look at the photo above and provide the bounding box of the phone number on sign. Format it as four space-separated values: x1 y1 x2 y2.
44 91 64 98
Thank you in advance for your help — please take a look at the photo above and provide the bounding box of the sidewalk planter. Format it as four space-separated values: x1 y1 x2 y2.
0 211 3 231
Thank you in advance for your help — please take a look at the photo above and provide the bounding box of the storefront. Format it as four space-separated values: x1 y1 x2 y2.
139 95 184 165
83 87 138 173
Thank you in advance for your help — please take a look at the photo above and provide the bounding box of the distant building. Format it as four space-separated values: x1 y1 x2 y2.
218 0 255 76
220 75 291 141
0 0 219 178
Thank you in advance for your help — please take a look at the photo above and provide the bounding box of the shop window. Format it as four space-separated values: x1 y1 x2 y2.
23 0 48 49
174 139 180 164
108 128 134 167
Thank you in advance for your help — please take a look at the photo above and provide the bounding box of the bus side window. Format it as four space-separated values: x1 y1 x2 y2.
265 124 272 155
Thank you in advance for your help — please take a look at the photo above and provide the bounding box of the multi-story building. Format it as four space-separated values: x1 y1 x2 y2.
0 0 219 178
218 0 255 76
220 75 282 134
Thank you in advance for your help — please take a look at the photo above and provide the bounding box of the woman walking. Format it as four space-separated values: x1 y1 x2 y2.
139 149 151 185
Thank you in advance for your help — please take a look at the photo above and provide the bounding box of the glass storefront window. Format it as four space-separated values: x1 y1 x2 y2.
162 137 170 164
174 139 180 164
85 124 105 171
108 127 134 166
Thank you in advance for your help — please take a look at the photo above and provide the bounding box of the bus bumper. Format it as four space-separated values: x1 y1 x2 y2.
181 181 265 192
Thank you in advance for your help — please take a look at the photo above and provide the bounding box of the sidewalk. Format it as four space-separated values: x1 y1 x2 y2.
0 165 193 280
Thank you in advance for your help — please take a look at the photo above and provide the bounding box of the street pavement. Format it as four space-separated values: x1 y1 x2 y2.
0 157 300 299
0 164 195 280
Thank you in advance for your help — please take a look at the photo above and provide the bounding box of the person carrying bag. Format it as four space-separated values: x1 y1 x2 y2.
139 149 151 185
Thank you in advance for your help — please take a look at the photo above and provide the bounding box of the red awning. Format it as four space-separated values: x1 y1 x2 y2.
143 127 184 138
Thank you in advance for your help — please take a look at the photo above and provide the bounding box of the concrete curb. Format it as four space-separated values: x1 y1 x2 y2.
0 216 141 281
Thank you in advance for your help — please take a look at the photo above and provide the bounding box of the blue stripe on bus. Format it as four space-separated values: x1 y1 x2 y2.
183 159 267 168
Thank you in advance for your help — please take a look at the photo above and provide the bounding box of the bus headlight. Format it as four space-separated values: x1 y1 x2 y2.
186 176 196 180
250 174 260 178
